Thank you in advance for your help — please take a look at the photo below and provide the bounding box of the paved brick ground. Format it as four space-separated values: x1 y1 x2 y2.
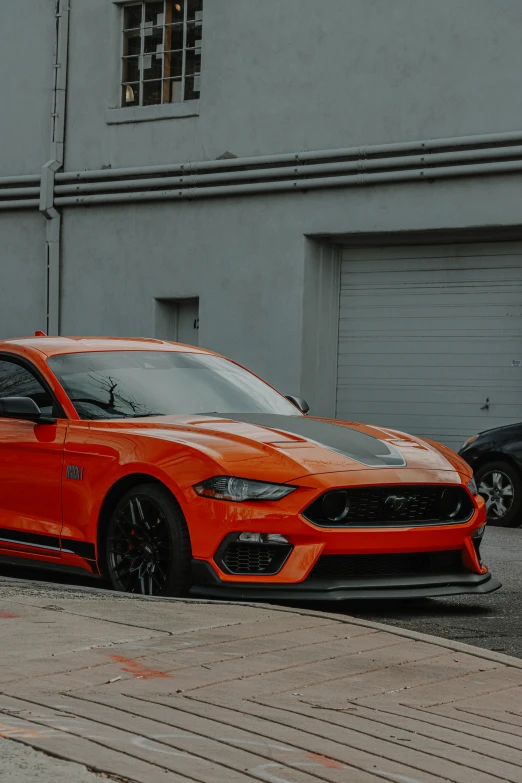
0 576 521 783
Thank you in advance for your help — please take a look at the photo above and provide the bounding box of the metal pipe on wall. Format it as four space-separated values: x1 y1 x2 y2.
53 144 522 198
0 187 41 199
0 200 40 210
54 128 522 184
5 129 522 211
54 158 522 208
0 175 40 186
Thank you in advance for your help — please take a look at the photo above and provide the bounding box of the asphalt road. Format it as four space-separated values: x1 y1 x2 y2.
333 526 522 659
0 526 520 658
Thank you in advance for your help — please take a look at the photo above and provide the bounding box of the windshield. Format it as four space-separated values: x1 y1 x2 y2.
47 351 300 420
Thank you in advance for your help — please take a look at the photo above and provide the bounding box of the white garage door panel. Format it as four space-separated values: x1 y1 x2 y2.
340 346 522 362
337 388 522 408
337 352 522 368
339 367 520 388
341 307 520 322
336 242 522 450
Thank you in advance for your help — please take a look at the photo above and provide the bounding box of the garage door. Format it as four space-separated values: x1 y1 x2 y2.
336 242 522 450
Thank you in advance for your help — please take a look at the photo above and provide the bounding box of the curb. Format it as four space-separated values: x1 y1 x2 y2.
2 571 521 670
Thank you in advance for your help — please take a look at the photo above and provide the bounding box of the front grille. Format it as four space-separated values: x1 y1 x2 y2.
308 550 465 582
303 485 474 527
220 542 292 575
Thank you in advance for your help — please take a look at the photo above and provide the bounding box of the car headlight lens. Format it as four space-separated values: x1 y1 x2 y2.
194 476 296 502
461 435 478 451
467 477 479 496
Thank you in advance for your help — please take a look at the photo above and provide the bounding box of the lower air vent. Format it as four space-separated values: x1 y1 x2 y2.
307 550 465 582
216 535 293 576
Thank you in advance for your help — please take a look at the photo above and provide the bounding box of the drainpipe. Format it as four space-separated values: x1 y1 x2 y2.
40 0 70 335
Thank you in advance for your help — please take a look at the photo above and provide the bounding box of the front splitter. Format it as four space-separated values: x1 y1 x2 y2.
189 561 502 602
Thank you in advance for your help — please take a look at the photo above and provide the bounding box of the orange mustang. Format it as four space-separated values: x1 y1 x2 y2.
0 336 500 600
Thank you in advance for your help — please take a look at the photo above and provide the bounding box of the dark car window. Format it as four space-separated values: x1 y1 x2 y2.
0 359 55 416
47 351 300 420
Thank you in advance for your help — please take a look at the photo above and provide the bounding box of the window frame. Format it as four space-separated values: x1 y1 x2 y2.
0 353 67 420
118 0 202 110
108 0 200 124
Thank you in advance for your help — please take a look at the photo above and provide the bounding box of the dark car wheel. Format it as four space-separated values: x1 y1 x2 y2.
475 461 522 528
105 483 191 596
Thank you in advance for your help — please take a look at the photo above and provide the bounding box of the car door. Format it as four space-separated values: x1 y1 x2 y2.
0 355 67 557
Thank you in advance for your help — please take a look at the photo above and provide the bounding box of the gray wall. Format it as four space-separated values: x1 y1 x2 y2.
2 0 522 412
62 0 522 171
59 173 522 409
0 214 46 337
0 0 54 177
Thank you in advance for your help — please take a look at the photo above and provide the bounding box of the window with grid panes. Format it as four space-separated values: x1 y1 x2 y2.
122 1 202 108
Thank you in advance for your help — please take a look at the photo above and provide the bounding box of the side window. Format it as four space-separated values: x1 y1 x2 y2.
0 360 55 416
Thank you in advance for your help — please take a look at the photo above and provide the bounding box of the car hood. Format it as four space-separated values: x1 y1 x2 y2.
477 421 522 439
98 413 469 482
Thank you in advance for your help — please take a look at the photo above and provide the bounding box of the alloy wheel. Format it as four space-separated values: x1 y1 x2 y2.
478 470 515 520
107 495 173 595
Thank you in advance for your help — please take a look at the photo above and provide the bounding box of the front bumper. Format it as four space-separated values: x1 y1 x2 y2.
180 468 496 596
189 560 501 601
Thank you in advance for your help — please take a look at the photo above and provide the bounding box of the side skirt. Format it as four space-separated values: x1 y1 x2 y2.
0 553 101 578
0 529 98 574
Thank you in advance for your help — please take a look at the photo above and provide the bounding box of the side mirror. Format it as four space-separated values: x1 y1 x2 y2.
0 397 56 425
285 395 310 415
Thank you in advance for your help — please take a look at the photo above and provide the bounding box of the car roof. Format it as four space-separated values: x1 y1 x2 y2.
0 336 213 358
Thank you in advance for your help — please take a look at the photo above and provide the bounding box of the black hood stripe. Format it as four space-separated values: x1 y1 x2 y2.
218 414 406 468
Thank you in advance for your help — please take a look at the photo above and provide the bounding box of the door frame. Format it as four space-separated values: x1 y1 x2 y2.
0 352 67 420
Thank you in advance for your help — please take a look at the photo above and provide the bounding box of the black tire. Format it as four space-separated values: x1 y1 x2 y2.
105 483 192 596
475 461 522 528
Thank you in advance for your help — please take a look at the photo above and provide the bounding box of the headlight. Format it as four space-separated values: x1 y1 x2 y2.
461 435 478 450
467 477 479 496
194 476 296 502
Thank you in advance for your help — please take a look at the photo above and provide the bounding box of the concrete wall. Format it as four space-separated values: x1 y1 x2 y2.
2 0 522 415
63 0 522 171
2 0 521 174
60 196 306 392
0 214 46 337
59 172 522 411
0 0 54 177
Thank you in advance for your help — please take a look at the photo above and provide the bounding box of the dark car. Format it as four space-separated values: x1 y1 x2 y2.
460 424 522 527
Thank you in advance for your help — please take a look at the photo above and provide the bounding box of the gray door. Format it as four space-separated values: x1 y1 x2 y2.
336 242 522 450
155 298 199 346
176 300 199 346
